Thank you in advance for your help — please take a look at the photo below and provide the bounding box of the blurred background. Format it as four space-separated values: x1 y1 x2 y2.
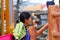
0 0 59 40
13 0 59 39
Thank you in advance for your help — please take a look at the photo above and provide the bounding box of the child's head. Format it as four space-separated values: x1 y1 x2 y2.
19 12 32 26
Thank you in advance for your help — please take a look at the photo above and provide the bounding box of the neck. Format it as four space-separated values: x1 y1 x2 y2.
24 23 29 28
24 23 28 26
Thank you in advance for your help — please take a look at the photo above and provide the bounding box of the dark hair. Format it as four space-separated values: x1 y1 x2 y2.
47 1 55 7
16 20 19 23
19 12 31 23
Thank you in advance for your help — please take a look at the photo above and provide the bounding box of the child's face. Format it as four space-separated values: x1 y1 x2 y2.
25 17 32 26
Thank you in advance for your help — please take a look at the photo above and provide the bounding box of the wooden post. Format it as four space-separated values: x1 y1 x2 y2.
48 5 60 40
59 0 60 8
0 0 2 35
1 0 14 35
1 0 10 35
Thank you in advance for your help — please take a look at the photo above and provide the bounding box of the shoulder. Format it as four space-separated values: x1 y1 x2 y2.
28 26 37 40
28 26 36 31
28 26 36 35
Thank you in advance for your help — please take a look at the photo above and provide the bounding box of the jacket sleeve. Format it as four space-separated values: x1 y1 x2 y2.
13 24 20 39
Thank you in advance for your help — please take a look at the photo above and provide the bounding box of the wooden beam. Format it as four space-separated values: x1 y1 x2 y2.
48 5 60 40
59 0 60 8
